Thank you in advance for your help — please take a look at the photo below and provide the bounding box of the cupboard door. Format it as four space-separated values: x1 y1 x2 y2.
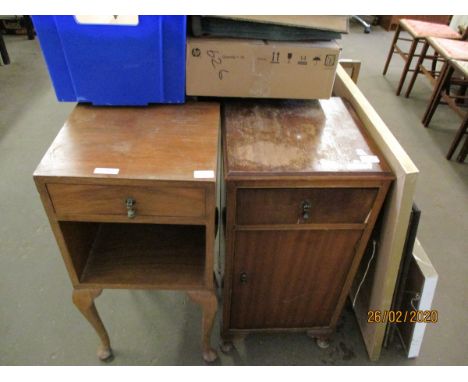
230 229 363 329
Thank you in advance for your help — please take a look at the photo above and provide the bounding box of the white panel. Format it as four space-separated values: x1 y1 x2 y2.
75 15 139 26
407 239 439 358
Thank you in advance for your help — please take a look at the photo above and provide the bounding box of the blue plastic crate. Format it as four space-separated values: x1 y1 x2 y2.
32 16 186 105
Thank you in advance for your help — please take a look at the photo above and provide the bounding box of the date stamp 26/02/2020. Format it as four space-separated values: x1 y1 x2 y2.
367 310 438 324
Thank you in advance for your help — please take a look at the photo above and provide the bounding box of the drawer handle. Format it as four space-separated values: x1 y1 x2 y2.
240 272 248 284
126 197 136 219
301 200 311 221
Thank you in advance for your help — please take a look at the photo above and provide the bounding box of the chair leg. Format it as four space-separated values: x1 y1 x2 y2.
405 40 430 98
431 51 439 77
23 16 35 40
456 134 468 162
447 112 468 160
396 38 419 96
0 33 10 65
383 24 401 75
422 63 453 127
455 84 467 106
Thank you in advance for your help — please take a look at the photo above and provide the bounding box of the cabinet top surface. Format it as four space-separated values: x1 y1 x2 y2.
223 97 392 177
34 102 220 183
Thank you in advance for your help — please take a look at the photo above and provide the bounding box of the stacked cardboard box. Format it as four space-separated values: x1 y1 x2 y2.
186 16 347 100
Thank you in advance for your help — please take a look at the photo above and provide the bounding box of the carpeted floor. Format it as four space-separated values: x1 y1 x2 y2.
0 20 466 365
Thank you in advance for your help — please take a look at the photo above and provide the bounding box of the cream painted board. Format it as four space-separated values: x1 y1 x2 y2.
333 64 419 361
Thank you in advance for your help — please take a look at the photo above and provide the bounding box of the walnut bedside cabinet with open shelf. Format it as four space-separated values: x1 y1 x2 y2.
33 102 221 363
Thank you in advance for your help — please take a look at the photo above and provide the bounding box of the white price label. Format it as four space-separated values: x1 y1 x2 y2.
360 155 380 164
193 170 215 179
94 167 120 175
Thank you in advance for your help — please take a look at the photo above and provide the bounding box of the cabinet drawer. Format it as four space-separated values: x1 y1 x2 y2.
47 183 205 219
237 188 377 225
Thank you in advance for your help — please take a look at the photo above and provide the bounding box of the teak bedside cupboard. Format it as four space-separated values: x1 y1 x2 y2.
220 98 394 350
33 102 220 362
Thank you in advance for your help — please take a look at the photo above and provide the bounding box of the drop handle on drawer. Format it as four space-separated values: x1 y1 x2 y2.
301 200 311 220
240 272 248 284
126 197 136 218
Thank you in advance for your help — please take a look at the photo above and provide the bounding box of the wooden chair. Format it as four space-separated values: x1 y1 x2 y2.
419 57 468 161
383 19 462 96
405 35 468 98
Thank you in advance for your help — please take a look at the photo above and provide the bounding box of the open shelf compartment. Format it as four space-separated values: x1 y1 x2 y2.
59 221 206 289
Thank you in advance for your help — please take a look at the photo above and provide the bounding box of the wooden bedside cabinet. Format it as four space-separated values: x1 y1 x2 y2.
33 102 220 362
220 98 394 350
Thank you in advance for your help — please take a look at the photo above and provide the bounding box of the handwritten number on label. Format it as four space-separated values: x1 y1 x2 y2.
207 50 222 69
211 56 222 69
207 50 227 80
219 69 229 80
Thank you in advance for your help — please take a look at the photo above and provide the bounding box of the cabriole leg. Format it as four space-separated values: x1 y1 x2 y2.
72 288 112 361
188 290 218 363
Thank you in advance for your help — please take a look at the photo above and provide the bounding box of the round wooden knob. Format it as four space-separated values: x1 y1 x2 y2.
240 272 248 284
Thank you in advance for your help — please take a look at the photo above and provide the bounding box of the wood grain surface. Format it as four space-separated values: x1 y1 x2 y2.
223 98 392 177
80 223 206 289
48 183 205 219
230 229 363 329
34 102 220 182
237 187 377 225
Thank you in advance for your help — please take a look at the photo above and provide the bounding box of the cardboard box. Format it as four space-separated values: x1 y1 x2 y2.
221 15 349 33
186 37 341 99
